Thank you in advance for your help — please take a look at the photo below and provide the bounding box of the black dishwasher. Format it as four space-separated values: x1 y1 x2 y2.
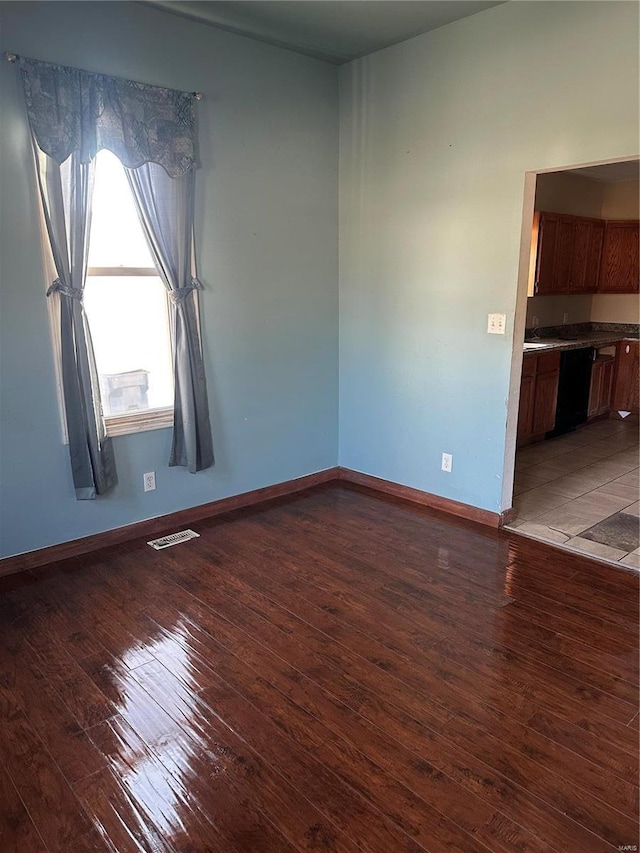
546 347 594 438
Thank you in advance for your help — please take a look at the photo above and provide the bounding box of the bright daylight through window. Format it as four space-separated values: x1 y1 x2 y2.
84 150 174 435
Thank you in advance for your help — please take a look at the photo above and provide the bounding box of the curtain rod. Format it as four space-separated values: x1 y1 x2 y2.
3 51 203 100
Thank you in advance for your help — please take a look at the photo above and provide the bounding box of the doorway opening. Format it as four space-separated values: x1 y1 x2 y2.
504 158 639 568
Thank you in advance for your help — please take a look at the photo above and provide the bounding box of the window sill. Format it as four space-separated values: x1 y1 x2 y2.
105 407 173 437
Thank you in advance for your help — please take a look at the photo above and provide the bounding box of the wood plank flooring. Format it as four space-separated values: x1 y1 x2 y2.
0 483 638 852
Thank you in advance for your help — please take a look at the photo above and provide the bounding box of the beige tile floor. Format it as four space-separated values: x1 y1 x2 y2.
507 416 640 569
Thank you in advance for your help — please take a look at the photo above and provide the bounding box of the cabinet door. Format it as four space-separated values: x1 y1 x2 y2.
613 341 640 413
552 216 576 294
588 360 603 418
532 369 560 435
599 357 615 414
599 222 640 293
535 213 560 295
588 357 615 417
572 219 604 294
517 372 536 442
583 220 605 293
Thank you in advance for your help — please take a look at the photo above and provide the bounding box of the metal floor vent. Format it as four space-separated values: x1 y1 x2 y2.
147 529 200 550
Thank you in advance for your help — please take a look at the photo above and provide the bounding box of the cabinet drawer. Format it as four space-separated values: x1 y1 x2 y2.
536 351 561 374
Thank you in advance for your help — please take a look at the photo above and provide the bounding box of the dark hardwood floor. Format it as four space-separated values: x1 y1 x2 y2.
0 483 638 853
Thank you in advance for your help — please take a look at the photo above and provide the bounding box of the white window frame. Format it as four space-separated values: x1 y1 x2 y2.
86 264 174 438
37 146 175 443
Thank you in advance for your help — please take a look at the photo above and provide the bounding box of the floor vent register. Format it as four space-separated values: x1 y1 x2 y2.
147 530 200 550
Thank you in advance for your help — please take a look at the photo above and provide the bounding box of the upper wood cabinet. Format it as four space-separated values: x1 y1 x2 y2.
572 219 605 294
552 216 576 294
534 212 560 295
533 212 635 295
598 221 640 294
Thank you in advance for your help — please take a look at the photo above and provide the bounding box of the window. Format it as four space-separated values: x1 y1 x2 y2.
84 150 174 436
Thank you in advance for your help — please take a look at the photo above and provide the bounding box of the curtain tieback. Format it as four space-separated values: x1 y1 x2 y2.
46 278 84 300
168 277 203 305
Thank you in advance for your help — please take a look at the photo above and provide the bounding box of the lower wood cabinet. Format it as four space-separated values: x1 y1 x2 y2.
517 357 536 441
517 351 561 444
588 356 615 419
531 366 560 435
613 340 640 413
518 341 639 444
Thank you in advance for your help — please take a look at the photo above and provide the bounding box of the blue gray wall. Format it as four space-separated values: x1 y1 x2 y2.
0 1 339 557
338 1 639 513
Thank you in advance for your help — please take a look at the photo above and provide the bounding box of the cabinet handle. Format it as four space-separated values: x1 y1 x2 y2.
626 344 630 354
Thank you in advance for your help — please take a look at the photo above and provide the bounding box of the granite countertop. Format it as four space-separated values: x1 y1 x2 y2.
523 331 637 354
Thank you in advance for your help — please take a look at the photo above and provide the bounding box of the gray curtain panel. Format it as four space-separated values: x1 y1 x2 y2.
125 163 214 472
18 55 214 492
34 148 117 499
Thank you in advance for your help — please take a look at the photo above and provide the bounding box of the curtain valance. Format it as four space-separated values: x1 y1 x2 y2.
19 57 196 177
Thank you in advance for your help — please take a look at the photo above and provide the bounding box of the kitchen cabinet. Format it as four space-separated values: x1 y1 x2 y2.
613 340 639 413
517 356 536 442
533 213 635 295
517 351 561 444
588 356 615 419
599 221 640 293
534 213 560 295
552 216 576 294
572 219 605 293
532 352 561 435
535 212 580 295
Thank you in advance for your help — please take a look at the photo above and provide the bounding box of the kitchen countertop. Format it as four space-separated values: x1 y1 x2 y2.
523 332 637 354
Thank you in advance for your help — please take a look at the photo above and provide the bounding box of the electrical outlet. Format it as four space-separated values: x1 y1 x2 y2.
563 312 569 325
487 313 506 335
143 471 156 492
441 452 453 473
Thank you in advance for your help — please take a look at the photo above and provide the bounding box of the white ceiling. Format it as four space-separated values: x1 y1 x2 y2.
143 0 505 64
569 161 640 184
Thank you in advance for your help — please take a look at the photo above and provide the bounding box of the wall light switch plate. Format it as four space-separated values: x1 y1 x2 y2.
487 313 506 334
